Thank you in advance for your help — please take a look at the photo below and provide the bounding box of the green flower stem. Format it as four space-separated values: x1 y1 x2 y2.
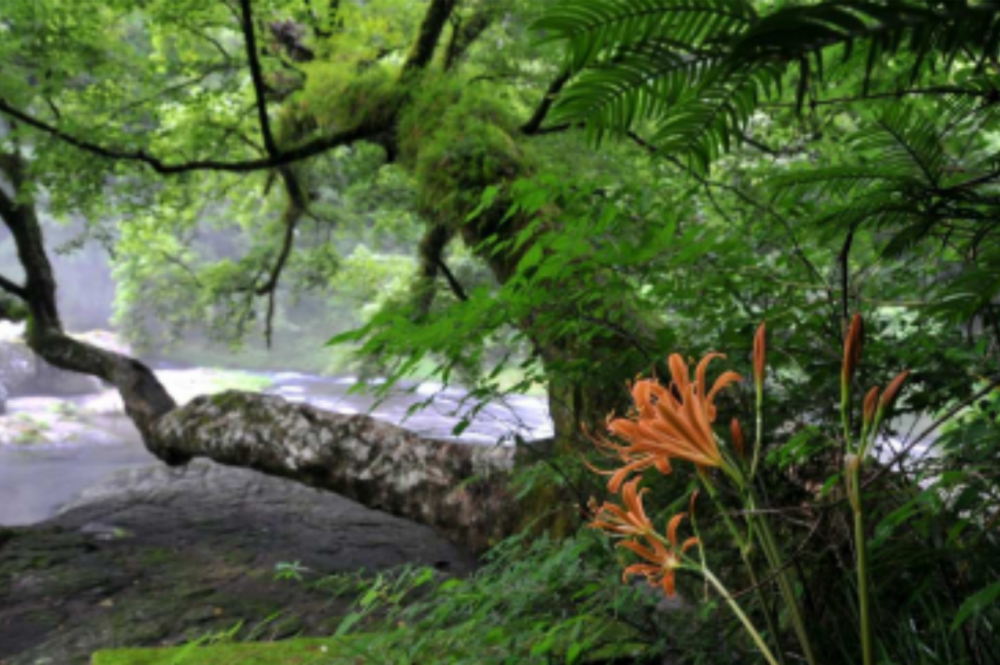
748 488 818 665
752 386 763 479
850 465 875 665
701 567 781 665
743 559 789 665
700 474 787 665
841 380 853 455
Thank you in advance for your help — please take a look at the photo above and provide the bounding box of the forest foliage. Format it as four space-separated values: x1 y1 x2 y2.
2 0 1000 662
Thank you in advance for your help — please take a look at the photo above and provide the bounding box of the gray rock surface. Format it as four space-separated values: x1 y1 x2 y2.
0 380 7 416
0 459 475 665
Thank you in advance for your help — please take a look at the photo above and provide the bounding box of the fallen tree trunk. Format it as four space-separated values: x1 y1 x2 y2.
154 392 518 552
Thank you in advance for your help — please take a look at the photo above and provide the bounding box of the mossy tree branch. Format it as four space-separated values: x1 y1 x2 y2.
402 0 458 76
444 2 500 71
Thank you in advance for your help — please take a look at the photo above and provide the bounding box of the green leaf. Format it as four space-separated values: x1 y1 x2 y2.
952 581 1000 631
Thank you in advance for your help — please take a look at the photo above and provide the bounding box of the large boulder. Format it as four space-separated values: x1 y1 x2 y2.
0 460 475 665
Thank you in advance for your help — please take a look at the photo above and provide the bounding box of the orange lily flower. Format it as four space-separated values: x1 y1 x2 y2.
620 513 699 597
603 353 741 471
588 478 655 537
584 424 672 493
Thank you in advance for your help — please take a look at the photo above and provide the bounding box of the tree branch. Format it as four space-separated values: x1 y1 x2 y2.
241 0 279 155
402 0 457 76
0 97 382 174
444 3 498 71
764 85 1000 110
0 273 26 299
254 169 306 346
521 71 571 135
434 255 468 302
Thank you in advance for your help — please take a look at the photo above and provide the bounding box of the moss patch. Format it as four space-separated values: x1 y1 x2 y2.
91 636 387 665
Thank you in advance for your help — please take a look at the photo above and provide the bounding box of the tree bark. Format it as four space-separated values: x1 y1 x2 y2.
153 392 517 551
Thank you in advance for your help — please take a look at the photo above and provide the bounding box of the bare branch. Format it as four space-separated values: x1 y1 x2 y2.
521 71 571 135
434 255 468 302
0 97 381 174
255 169 308 346
867 374 1000 490
0 273 26 299
764 85 1000 110
239 0 280 157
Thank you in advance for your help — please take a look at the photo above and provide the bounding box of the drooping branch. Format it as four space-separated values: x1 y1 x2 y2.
254 168 307 346
435 255 469 302
413 223 455 318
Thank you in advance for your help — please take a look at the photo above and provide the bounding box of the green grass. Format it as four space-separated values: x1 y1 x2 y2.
91 636 389 665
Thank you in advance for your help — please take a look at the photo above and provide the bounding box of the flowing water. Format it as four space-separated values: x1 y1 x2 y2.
0 368 553 526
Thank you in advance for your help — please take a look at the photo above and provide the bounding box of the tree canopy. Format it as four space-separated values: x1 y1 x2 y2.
2 0 1000 662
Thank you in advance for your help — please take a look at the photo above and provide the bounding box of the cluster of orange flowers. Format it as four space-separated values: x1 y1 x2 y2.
586 341 750 596
587 318 909 598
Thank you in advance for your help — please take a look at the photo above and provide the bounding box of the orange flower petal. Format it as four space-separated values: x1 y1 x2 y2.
666 512 687 548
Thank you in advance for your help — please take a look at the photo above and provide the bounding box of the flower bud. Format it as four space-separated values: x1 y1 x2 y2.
730 418 745 459
842 314 864 386
880 370 910 412
863 386 880 426
753 322 766 387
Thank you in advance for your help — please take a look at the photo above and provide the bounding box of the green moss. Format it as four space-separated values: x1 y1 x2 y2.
298 61 403 135
91 636 391 665
397 76 532 225
207 392 251 410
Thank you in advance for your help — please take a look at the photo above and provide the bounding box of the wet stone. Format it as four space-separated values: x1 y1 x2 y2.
0 459 475 665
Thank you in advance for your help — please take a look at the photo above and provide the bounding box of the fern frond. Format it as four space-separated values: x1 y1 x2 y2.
856 105 948 186
649 63 782 173
770 167 913 202
550 46 721 142
534 0 756 70
732 0 1000 102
